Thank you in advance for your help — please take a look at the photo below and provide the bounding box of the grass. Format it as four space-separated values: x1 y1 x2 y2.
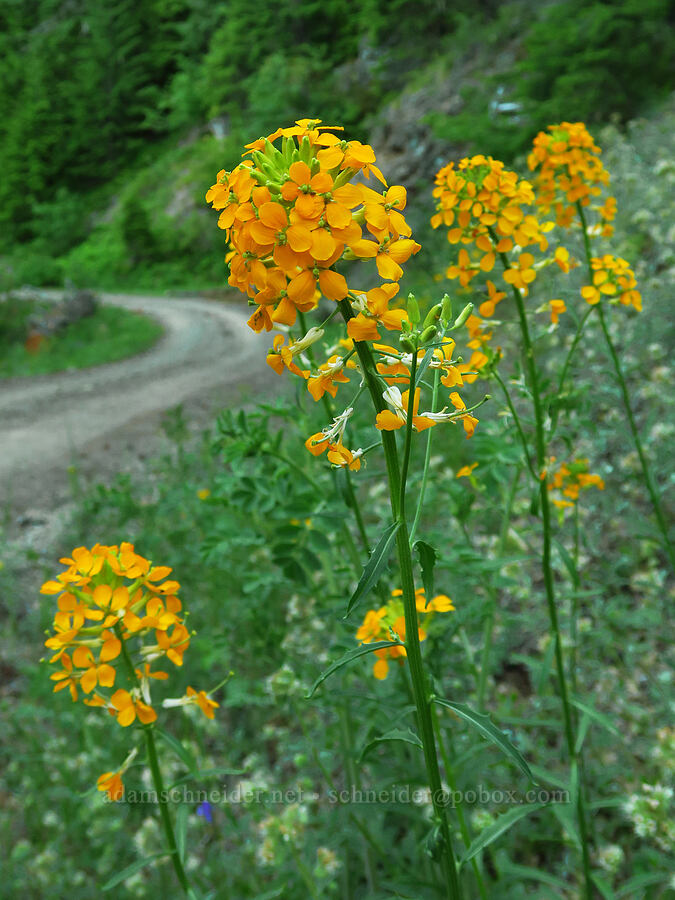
0 300 163 379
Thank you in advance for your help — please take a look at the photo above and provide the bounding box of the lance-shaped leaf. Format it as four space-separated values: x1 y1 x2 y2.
157 728 197 773
359 727 423 763
459 803 546 866
433 697 532 780
102 852 174 891
497 859 570 891
306 641 400 698
345 521 400 618
413 539 437 602
569 696 620 736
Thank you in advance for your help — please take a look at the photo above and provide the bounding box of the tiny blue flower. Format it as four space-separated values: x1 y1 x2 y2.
196 801 214 823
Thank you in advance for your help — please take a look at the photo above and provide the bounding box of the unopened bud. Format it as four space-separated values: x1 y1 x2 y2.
423 303 442 329
440 294 453 327
451 303 473 330
400 334 417 353
407 293 420 326
420 324 438 344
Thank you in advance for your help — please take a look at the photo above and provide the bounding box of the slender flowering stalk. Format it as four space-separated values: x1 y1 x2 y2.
528 122 673 570
41 543 221 896
492 235 595 900
433 154 596 897
207 121 484 896
338 298 464 898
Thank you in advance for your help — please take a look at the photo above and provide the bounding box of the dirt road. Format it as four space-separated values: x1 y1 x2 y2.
0 292 273 522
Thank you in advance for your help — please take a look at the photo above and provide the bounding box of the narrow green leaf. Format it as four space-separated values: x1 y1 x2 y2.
592 874 617 900
434 697 532 780
157 728 197 773
588 797 624 811
554 538 577 582
459 804 546 866
359 727 423 762
345 521 400 617
413 540 437 601
574 712 591 755
253 888 286 900
102 852 171 891
413 345 438 387
176 803 188 863
306 641 399 698
569 697 620 736
498 860 569 891
616 873 671 897
528 763 569 791
552 802 581 848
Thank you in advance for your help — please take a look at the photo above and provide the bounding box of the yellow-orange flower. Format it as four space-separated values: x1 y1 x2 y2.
546 457 605 510
357 588 455 679
503 252 537 295
456 463 478 478
581 255 641 311
548 299 567 324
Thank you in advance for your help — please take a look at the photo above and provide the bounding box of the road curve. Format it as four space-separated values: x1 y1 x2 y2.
0 292 273 517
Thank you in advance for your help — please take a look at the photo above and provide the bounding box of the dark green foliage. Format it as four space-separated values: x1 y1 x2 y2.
429 0 675 160
517 0 675 127
120 196 159 264
1 0 672 279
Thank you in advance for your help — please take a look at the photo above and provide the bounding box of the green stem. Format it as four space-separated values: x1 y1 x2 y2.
492 369 538 482
432 704 489 900
337 300 462 900
115 626 191 895
295 700 386 860
410 365 440 545
338 702 377 894
491 237 594 899
575 201 673 571
476 464 521 711
290 844 321 900
598 304 674 569
550 305 594 439
570 504 580 705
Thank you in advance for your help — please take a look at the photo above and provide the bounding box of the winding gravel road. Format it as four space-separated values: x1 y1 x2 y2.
0 292 273 519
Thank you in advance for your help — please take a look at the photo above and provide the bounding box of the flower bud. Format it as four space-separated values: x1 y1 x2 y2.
451 302 473 331
440 294 453 327
407 293 420 326
419 324 438 344
423 303 442 330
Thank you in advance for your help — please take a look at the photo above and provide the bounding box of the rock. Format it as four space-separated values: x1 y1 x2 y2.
27 289 98 338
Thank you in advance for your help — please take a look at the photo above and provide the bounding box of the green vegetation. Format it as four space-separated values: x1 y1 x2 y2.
1 2 674 897
0 0 672 291
0 298 163 378
1 102 674 898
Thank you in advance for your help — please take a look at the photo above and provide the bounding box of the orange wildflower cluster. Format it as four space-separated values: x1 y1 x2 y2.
41 543 218 800
431 155 551 289
581 255 642 311
206 118 419 334
544 458 605 509
356 588 455 680
528 122 615 235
